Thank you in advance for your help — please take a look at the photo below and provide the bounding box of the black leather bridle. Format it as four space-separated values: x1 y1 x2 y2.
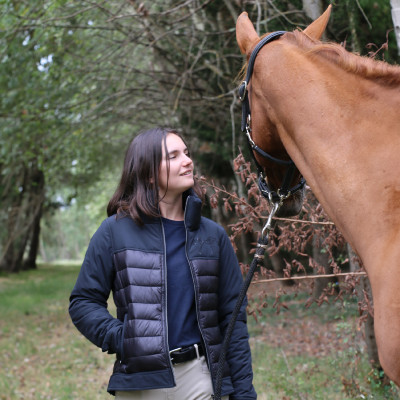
238 31 306 207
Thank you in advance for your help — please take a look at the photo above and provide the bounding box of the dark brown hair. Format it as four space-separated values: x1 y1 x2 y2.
107 127 203 225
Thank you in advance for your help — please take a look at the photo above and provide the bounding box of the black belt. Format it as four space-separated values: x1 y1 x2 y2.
170 343 204 365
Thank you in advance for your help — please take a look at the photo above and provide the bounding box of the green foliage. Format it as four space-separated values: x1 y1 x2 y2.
40 169 118 262
0 1 143 196
357 0 398 62
0 1 143 270
326 0 398 62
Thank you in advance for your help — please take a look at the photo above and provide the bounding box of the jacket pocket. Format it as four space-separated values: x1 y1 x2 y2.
119 314 128 362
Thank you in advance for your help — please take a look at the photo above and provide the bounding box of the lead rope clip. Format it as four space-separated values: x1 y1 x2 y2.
262 201 281 238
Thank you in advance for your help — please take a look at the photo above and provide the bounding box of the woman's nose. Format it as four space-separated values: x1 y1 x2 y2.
182 154 192 165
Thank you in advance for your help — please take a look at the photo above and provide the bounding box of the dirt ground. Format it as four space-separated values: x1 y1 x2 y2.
247 280 366 358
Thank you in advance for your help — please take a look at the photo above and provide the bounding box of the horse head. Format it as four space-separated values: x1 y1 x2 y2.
236 6 332 217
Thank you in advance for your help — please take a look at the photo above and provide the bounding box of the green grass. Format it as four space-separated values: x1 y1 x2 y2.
0 263 112 400
247 288 400 399
0 264 399 399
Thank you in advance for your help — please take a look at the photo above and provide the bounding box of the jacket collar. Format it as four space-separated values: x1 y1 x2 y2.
183 189 202 231
133 189 202 229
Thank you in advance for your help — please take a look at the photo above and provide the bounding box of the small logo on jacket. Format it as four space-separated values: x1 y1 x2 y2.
191 237 218 257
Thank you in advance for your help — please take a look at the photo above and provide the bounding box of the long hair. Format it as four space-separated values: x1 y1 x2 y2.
107 127 203 225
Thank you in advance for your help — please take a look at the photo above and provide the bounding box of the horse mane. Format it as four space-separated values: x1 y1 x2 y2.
286 30 400 87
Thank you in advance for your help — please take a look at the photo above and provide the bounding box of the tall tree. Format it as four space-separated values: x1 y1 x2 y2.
0 1 133 271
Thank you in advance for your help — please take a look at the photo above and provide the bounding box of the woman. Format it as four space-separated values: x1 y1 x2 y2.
69 127 256 399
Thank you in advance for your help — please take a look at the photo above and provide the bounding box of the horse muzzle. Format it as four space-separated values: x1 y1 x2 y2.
275 185 305 218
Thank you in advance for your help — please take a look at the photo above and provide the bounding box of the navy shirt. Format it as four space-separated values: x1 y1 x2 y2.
162 217 202 350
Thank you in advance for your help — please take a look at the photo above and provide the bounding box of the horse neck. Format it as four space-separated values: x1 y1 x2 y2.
253 43 400 268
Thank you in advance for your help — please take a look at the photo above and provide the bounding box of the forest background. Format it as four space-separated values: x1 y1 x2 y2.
1 0 399 271
1 0 400 395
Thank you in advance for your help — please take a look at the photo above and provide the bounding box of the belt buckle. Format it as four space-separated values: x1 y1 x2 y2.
169 347 182 365
169 347 182 356
169 347 182 363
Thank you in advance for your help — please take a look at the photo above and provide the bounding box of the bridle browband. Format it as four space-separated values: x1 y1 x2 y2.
238 31 306 211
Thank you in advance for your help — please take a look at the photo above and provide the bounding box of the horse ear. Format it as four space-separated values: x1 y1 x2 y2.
236 12 260 57
303 5 332 40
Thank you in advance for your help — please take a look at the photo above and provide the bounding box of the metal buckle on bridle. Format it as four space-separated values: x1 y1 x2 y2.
245 116 255 147
238 80 247 101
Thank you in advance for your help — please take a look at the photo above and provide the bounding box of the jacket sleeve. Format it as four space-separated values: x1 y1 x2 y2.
69 218 123 355
218 228 257 400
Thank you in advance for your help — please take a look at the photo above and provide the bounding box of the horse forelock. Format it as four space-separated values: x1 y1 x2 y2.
285 30 400 87
237 62 248 85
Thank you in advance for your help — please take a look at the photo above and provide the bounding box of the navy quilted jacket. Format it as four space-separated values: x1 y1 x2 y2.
69 192 256 398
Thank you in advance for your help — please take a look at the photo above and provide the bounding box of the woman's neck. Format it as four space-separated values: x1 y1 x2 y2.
158 194 184 221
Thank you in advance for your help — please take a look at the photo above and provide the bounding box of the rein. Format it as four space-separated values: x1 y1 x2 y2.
213 31 306 399
213 211 275 400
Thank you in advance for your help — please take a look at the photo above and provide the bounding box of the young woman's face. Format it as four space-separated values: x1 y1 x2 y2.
158 133 194 198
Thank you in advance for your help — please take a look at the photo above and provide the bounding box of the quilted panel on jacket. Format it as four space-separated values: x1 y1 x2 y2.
190 258 230 378
113 249 170 373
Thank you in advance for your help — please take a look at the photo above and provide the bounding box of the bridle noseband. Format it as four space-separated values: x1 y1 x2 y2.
239 31 306 217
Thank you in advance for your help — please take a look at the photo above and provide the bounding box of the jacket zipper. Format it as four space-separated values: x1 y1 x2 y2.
160 218 176 385
183 197 215 390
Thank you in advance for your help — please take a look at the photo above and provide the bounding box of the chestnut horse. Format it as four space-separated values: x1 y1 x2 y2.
236 6 400 385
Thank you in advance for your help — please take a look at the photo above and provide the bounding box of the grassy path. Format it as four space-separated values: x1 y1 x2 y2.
0 264 398 399
0 263 111 399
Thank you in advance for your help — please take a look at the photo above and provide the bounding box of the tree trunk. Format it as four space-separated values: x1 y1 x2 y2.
0 165 45 273
347 244 381 370
391 0 400 55
23 170 44 270
23 205 42 270
312 235 335 299
302 0 323 21
346 0 361 53
363 281 380 368
0 167 28 273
